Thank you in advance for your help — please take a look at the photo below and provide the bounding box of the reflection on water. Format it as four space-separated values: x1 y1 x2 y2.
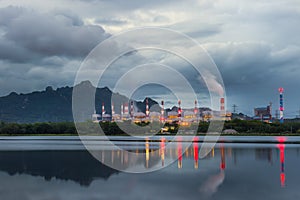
0 136 300 200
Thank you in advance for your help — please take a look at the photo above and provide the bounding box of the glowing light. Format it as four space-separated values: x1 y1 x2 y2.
278 87 284 93
220 146 225 170
177 137 182 169
277 140 286 188
193 137 199 169
276 136 287 143
160 137 166 166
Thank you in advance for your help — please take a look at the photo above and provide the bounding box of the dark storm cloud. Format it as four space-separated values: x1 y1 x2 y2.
0 0 299 116
206 42 300 87
0 6 110 63
204 42 300 115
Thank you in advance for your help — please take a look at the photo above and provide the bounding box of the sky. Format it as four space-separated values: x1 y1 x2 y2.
0 0 299 117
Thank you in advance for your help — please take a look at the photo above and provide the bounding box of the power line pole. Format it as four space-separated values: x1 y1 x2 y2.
232 104 238 113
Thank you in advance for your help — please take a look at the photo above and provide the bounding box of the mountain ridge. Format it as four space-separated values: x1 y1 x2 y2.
0 81 159 123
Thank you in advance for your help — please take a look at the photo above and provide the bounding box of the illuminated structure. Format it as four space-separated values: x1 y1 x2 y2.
101 102 111 121
194 100 198 116
220 98 225 113
122 103 130 120
160 100 165 122
149 111 160 121
178 100 182 118
167 111 178 123
130 101 134 118
111 103 115 115
133 112 146 123
202 110 213 122
145 98 150 117
112 103 121 121
279 87 284 123
93 98 232 123
102 102 105 116
121 104 124 117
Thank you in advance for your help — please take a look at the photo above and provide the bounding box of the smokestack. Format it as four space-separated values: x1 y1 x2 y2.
161 100 165 122
194 100 198 115
124 103 129 115
111 102 115 115
178 100 182 117
220 98 225 112
102 102 105 115
130 101 134 118
146 98 149 117
121 104 124 117
279 87 284 123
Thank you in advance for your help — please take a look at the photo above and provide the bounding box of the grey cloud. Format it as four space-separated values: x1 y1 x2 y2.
204 42 300 115
0 6 110 63
95 18 128 26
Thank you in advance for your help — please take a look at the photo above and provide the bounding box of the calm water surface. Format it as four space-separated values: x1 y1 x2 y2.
0 136 299 200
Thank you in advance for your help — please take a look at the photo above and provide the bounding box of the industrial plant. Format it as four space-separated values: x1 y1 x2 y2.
93 87 286 125
92 97 232 125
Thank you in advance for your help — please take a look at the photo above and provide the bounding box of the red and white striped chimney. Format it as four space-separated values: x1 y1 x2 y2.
220 98 225 112
146 98 149 117
178 100 182 117
121 104 124 116
194 100 198 114
161 100 165 122
130 101 134 118
111 102 115 115
124 103 129 115
102 102 105 115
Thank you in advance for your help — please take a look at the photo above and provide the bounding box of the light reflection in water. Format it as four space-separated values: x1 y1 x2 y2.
93 137 291 189
1 136 296 191
277 136 286 188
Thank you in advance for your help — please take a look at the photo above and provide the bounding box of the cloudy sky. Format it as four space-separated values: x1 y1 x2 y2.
0 0 299 117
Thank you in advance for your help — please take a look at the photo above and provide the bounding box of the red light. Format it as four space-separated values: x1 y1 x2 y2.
220 163 226 170
280 173 285 187
278 87 284 93
276 136 287 143
193 137 199 161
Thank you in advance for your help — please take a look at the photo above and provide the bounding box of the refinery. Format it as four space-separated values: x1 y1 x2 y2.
92 87 286 125
93 97 232 125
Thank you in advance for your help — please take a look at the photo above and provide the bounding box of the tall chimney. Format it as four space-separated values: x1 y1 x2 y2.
178 100 182 117
161 100 165 122
124 103 129 115
130 101 134 118
145 98 149 117
102 102 105 115
194 100 198 114
111 102 115 115
121 104 124 117
220 98 225 112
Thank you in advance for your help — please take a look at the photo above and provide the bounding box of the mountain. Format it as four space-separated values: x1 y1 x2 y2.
0 81 159 123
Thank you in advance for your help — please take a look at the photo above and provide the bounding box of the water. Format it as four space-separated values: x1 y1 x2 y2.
0 136 299 200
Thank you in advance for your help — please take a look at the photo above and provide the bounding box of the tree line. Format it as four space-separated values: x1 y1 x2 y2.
1 119 300 135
